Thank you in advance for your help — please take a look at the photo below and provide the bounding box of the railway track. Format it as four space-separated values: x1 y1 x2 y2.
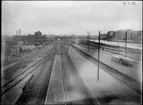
72 44 141 94
68 45 141 104
71 44 141 103
2 44 54 78
1 46 55 85
88 40 142 52
1 55 49 97
1 47 55 97
15 55 55 105
3 48 54 80
2 41 141 105
61 43 99 105
44 41 100 105
62 43 133 105
14 45 57 105
79 43 141 59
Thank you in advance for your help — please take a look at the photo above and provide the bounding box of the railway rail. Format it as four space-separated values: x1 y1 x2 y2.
72 44 141 94
2 45 54 79
3 46 53 74
78 43 141 61
61 43 141 105
1 41 141 105
14 43 59 105
1 46 54 85
79 40 141 55
1 47 55 97
61 43 99 105
15 53 55 105
71 44 141 95
68 46 141 104
89 40 142 52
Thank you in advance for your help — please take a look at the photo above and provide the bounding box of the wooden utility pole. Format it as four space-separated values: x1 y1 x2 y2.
74 34 75 44
17 29 22 56
125 31 128 57
88 33 89 52
16 30 18 36
17 30 19 56
118 33 119 46
86 31 90 52
19 29 21 36
97 31 100 81
71 34 72 51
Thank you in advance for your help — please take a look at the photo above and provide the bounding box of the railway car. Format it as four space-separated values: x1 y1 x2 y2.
79 40 104 47
111 55 134 67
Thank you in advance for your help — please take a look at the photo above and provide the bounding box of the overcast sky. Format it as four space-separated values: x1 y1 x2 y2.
2 1 142 36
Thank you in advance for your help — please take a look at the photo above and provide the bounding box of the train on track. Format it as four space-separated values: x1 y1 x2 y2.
79 40 104 47
78 39 135 67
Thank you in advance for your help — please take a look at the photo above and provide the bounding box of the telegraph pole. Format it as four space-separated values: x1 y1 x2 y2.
86 31 90 52
125 31 128 57
74 34 75 44
16 30 18 36
97 31 100 81
88 33 89 52
19 29 21 36
118 33 119 46
17 29 21 56
71 34 72 51
17 30 19 56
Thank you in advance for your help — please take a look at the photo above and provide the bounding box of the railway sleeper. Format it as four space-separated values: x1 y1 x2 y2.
61 46 99 105
72 45 141 95
17 55 54 105
14 75 36 105
70 45 141 104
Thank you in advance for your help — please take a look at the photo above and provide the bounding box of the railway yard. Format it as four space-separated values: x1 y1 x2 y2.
1 40 142 105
